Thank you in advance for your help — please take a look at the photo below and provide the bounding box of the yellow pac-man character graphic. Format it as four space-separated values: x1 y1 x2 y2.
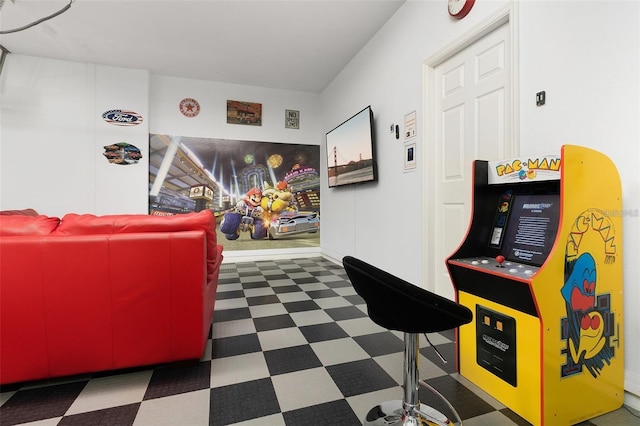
569 311 606 364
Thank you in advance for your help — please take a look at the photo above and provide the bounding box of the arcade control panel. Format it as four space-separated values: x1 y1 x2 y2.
449 256 539 279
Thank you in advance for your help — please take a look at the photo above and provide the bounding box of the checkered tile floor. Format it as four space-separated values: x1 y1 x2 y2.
0 257 635 425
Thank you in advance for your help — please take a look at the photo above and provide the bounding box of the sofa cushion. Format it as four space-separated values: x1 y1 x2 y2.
55 210 219 279
0 215 60 236
0 208 39 216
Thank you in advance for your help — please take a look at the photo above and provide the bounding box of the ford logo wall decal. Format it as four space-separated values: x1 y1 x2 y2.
102 109 144 126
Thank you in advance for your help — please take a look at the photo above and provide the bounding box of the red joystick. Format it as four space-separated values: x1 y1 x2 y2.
496 255 505 267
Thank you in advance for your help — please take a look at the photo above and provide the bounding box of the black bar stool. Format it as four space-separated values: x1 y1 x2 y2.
342 256 473 426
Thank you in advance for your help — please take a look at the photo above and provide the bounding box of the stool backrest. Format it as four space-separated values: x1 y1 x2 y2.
343 256 472 333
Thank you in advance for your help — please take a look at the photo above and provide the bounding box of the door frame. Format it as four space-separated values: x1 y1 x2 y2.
421 3 520 294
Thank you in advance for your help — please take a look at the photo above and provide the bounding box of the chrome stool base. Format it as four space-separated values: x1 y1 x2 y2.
364 400 453 426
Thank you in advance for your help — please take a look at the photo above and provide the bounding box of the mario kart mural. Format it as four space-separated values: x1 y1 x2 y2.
149 134 320 246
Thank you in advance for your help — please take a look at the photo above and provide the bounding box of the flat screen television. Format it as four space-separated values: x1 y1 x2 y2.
325 106 377 188
500 193 560 266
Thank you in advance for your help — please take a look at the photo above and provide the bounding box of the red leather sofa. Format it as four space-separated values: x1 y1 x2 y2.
0 209 223 385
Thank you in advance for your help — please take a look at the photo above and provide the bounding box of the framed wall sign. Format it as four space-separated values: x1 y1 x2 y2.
285 109 300 129
404 142 416 172
404 111 416 140
227 100 262 126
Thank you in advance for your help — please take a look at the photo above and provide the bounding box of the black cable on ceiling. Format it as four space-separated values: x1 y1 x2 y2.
0 44 9 76
0 0 74 35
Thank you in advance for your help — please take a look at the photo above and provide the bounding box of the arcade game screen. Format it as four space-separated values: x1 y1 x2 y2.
499 193 559 266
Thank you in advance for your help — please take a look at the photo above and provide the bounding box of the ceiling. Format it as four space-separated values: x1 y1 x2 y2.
0 0 405 93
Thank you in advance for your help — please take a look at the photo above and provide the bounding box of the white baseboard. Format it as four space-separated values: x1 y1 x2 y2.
625 371 640 412
221 247 321 263
625 392 640 414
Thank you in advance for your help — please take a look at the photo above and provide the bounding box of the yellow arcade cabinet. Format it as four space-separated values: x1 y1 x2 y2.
446 145 624 425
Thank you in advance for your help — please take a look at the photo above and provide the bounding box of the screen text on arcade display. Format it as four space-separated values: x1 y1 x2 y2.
501 194 560 266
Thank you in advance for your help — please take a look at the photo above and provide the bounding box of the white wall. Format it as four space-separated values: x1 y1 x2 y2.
320 0 639 409
0 55 149 217
149 75 321 145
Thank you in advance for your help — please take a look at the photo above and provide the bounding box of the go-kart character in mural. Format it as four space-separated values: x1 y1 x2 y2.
260 181 298 221
260 180 321 240
561 209 618 378
219 187 267 240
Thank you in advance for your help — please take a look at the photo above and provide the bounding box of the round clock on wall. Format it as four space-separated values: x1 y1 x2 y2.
448 0 475 19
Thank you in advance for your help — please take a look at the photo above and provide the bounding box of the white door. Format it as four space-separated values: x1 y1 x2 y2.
425 17 516 300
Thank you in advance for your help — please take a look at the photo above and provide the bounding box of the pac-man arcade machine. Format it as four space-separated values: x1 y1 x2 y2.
446 145 624 425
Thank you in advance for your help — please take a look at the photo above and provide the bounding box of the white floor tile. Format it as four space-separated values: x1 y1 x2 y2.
310 338 370 366
66 371 152 415
210 352 269 388
249 303 288 318
257 327 307 351
215 298 249 310
271 367 342 412
337 317 386 337
211 318 256 339
134 389 210 426
275 292 311 303
314 296 351 310
290 309 333 327
243 287 275 298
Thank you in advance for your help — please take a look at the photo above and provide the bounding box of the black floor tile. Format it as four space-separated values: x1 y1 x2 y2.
500 408 534 426
327 359 398 397
354 332 404 357
283 300 321 313
211 333 262 358
300 322 349 343
261 273 290 280
305 289 340 299
216 290 244 300
58 403 140 426
324 280 354 289
293 276 320 284
213 307 251 323
325 305 367 321
420 342 457 374
253 314 296 332
209 378 280 426
247 294 280 306
241 280 270 289
272 285 303 294
0 381 87 425
263 345 323 375
309 269 338 277
238 270 264 277
283 399 361 426
343 294 365 305
420 375 495 421
144 361 211 400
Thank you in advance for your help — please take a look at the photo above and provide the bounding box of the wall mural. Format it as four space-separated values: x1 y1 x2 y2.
148 134 320 251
